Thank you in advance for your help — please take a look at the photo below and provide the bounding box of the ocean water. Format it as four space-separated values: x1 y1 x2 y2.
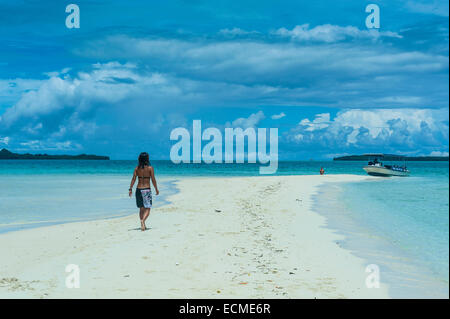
314 162 449 298
0 160 345 234
0 160 448 297
0 159 374 177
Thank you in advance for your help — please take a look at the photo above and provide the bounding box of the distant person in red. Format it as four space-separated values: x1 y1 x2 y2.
320 167 325 175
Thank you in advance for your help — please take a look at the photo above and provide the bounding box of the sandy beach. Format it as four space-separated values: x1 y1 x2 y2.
0 175 389 298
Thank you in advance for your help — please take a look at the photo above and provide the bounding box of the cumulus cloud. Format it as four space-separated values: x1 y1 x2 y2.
219 28 259 37
429 151 449 156
286 108 449 156
0 62 154 130
0 136 10 145
271 112 286 120
227 111 265 128
299 113 330 131
43 67 72 78
17 140 82 152
0 62 276 155
0 62 187 153
0 78 42 106
272 24 402 43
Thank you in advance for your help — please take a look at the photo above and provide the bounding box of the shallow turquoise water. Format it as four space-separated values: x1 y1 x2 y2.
0 160 448 297
0 159 398 176
313 161 449 298
341 177 448 281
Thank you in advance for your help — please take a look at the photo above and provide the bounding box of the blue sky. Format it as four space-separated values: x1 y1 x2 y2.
0 0 448 159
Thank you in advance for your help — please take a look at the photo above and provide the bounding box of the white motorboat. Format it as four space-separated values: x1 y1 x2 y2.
363 154 410 177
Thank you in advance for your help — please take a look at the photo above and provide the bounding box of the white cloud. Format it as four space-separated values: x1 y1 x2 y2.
272 24 402 43
219 28 259 36
228 111 265 128
271 112 286 120
0 62 280 152
43 67 72 78
289 108 449 154
0 136 10 145
375 96 423 105
0 78 43 104
71 35 448 109
333 109 446 141
17 140 82 152
430 151 449 156
0 62 169 130
299 113 330 131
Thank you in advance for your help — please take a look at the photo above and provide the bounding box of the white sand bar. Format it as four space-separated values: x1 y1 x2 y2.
0 175 389 298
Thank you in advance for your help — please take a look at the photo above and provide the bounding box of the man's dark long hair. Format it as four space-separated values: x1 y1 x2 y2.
138 152 150 169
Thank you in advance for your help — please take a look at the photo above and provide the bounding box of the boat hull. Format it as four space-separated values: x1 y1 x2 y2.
363 166 410 177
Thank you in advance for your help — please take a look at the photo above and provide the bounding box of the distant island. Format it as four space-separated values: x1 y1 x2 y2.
0 148 109 160
334 154 449 161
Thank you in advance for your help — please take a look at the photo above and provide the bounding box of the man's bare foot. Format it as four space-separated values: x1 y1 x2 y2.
140 220 145 231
